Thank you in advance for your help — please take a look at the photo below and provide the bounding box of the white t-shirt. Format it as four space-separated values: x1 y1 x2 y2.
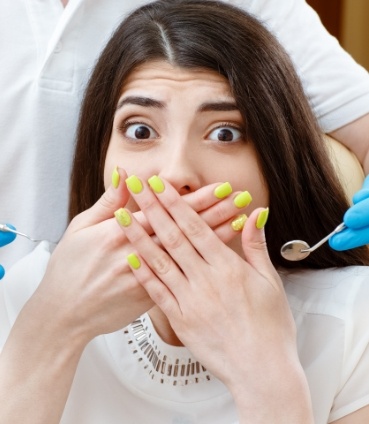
1 0 369 269
1 242 369 423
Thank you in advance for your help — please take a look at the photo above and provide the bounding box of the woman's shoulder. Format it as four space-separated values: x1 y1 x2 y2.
281 266 369 320
281 266 369 422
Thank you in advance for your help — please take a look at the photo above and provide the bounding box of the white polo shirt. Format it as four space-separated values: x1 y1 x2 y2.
1 0 369 270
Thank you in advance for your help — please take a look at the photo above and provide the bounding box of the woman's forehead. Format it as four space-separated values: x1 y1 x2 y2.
119 61 233 99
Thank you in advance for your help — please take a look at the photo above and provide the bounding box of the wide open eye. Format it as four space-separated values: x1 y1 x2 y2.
124 123 158 140
208 126 243 143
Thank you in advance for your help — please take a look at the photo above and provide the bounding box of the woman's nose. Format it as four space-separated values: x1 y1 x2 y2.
158 150 202 195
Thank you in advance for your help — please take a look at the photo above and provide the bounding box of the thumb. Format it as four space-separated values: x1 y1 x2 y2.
70 167 130 230
241 207 270 270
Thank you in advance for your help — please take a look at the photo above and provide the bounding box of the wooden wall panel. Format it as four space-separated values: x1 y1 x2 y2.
306 0 342 40
306 0 369 71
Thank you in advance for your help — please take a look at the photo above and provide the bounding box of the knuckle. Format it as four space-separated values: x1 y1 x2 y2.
99 191 116 211
127 225 148 245
223 262 244 284
68 214 83 231
150 286 167 305
252 239 268 251
150 253 172 275
139 195 157 212
132 230 146 245
108 261 128 279
182 216 205 238
246 236 268 253
163 228 185 250
209 203 228 225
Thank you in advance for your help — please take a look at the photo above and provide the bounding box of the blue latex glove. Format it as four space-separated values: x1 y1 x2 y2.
329 175 369 251
0 224 17 280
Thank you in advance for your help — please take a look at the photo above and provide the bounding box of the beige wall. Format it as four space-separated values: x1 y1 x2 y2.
341 0 369 71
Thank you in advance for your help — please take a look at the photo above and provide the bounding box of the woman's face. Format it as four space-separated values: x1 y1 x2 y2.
104 61 268 214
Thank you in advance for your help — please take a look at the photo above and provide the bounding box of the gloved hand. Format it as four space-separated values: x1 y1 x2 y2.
0 224 17 280
329 175 369 251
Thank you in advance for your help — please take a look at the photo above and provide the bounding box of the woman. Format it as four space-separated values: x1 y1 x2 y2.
1 1 369 423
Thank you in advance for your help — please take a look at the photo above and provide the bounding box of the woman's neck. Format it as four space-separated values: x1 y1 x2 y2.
148 307 183 346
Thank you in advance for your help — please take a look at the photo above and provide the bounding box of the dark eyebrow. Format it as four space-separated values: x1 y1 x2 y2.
116 96 165 111
198 101 239 112
116 97 238 113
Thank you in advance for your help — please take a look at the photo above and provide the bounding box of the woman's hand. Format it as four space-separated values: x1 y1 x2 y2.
0 168 250 424
33 170 252 343
116 175 313 423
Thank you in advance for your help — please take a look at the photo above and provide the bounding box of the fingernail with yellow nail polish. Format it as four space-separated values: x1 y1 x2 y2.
114 208 131 227
214 182 232 199
256 208 269 229
148 175 165 193
127 253 141 270
234 191 252 208
126 175 143 194
231 214 247 231
112 166 120 189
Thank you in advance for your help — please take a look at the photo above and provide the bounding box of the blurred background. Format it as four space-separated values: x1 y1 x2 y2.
307 0 369 71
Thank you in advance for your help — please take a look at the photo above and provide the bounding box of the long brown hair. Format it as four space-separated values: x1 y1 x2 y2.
69 0 369 268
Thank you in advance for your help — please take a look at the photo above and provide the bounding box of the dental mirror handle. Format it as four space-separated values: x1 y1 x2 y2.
0 224 44 243
301 222 346 253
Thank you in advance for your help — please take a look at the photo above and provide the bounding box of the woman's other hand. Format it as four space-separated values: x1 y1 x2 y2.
0 169 248 424
25 168 251 345
117 175 313 423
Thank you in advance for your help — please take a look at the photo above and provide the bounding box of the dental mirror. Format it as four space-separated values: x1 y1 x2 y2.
280 222 346 261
